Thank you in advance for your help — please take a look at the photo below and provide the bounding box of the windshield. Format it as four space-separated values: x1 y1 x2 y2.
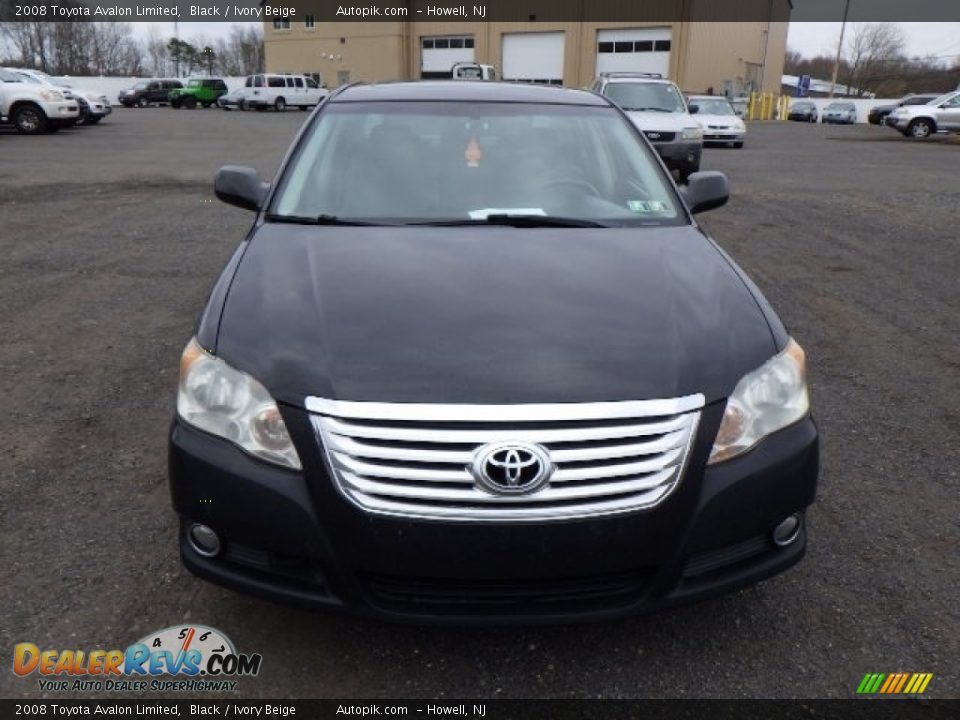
270 101 684 226
14 72 43 84
0 69 25 83
691 98 734 115
929 92 957 106
134 81 150 89
603 83 686 113
187 79 200 88
826 102 852 110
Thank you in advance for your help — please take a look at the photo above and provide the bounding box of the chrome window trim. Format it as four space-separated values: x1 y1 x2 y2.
305 394 704 422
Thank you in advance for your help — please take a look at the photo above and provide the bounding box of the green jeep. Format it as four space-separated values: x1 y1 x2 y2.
169 78 228 109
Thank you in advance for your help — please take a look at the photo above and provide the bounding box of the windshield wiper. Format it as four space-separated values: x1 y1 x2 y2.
264 213 386 226
408 214 609 228
624 107 674 113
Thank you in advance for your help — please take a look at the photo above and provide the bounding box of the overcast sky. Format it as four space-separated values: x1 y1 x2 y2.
133 21 960 63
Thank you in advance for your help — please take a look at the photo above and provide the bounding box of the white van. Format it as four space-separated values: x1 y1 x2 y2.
451 62 497 81
245 74 327 112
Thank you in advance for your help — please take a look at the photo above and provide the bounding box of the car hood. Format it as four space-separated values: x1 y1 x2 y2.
215 224 779 407
624 111 697 132
695 113 742 128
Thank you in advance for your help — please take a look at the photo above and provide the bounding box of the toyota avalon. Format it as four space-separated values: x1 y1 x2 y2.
169 81 818 623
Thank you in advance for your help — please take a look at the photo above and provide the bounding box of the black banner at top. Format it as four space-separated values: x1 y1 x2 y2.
0 0 959 22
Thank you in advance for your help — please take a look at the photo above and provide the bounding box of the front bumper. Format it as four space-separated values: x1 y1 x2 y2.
702 129 745 144
42 100 79 119
169 400 818 624
651 140 702 173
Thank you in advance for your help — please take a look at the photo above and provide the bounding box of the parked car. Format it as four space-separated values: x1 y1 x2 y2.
169 78 228 109
0 67 78 133
887 90 960 138
244 73 327 111
821 101 856 124
119 79 183 108
12 69 111 124
592 72 703 182
787 100 818 123
867 94 940 125
687 95 746 148
169 81 818 623
217 87 248 111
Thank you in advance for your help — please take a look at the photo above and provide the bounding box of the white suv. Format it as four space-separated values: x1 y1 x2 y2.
0 67 78 134
245 74 327 112
12 68 111 124
592 73 703 182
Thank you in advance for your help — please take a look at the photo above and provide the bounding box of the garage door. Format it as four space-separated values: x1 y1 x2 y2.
596 28 672 78
502 32 565 85
421 36 474 79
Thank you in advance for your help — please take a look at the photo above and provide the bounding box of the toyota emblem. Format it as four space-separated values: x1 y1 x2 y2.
472 442 553 495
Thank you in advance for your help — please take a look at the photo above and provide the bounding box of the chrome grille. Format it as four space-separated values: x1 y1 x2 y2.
307 395 703 522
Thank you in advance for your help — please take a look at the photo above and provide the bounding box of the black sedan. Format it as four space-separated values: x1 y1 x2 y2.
788 100 818 122
169 81 819 624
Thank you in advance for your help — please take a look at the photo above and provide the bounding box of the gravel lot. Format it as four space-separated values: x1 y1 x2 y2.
1 108 957 699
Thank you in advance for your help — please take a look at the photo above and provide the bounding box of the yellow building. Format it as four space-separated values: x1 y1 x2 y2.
264 11 789 96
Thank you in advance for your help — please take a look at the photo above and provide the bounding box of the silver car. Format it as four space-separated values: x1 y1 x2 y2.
821 102 856 125
887 90 960 138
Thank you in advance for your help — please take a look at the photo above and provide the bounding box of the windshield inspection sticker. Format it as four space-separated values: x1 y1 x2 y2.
628 200 669 214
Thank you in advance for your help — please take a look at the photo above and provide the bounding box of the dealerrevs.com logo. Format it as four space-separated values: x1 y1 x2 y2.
13 625 262 693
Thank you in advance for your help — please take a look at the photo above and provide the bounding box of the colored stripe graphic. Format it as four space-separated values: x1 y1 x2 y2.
857 672 933 695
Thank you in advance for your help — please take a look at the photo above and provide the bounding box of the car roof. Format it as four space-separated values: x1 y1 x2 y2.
331 81 609 106
688 95 730 101
601 76 674 85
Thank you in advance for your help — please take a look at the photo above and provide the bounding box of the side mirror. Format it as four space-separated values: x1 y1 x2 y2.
689 104 699 114
214 166 269 212
680 171 729 214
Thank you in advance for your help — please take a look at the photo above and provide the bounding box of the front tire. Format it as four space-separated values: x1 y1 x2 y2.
183 96 197 109
908 119 934 138
274 97 286 112
12 104 48 134
137 96 149 108
171 98 182 109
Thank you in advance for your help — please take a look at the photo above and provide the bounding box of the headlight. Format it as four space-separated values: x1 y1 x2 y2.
39 89 64 101
682 126 703 141
708 339 809 464
735 119 746 130
177 338 302 470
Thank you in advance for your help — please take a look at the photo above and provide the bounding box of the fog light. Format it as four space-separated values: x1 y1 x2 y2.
772 514 802 547
187 523 221 557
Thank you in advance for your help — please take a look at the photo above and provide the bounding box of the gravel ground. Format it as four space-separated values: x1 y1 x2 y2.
1 109 957 699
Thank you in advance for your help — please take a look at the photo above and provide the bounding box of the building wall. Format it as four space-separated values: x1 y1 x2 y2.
264 18 790 94
263 21 407 85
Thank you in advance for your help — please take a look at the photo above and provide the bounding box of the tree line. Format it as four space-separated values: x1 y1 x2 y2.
0 22 264 77
785 23 960 97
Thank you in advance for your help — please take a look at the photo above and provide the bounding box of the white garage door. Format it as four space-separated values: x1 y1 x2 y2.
502 32 565 85
421 36 475 79
596 28 672 78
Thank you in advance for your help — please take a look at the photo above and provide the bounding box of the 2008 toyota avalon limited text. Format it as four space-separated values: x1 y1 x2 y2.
168 81 818 623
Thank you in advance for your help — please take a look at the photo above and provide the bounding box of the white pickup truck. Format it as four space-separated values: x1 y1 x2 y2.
0 67 79 134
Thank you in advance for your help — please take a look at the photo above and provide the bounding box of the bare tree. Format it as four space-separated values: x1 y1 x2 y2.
842 23 907 96
144 26 169 77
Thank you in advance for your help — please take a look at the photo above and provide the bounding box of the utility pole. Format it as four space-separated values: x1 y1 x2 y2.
829 0 851 98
